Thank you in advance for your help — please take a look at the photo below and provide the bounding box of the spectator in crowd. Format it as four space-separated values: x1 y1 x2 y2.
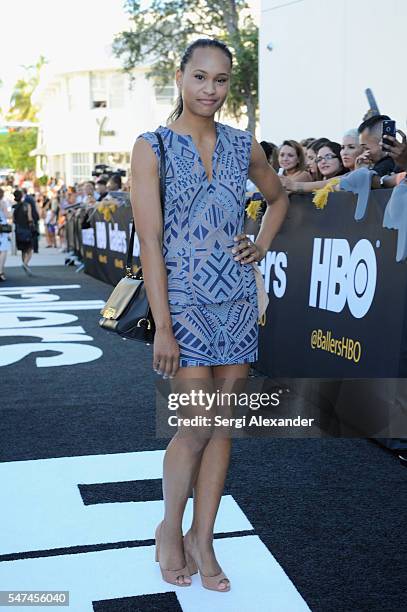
95 178 109 201
107 173 123 192
0 188 10 281
280 140 346 193
21 187 36 207
340 128 363 171
246 141 280 194
44 200 57 248
303 138 330 180
300 137 316 151
315 141 347 179
12 189 35 275
278 139 312 181
305 146 319 180
259 141 280 172
382 128 407 173
356 114 396 176
22 188 40 253
81 181 97 206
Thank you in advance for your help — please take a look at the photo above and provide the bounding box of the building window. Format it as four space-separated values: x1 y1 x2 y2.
72 153 92 183
109 73 124 108
90 72 125 109
91 73 108 108
154 83 175 105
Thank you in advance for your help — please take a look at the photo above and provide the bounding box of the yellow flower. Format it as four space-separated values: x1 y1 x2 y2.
97 200 118 222
246 199 262 220
312 177 340 209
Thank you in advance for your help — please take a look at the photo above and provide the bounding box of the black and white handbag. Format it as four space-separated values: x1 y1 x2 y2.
99 131 166 343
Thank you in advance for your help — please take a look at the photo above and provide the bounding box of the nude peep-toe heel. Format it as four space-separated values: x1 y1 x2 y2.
184 538 230 592
155 522 192 587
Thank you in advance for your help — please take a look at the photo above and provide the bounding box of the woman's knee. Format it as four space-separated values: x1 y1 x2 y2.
175 430 212 454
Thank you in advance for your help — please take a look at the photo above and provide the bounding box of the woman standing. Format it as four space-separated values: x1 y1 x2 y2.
131 38 288 592
0 188 10 281
12 189 35 275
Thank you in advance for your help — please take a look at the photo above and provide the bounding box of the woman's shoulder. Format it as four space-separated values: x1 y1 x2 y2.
136 127 162 146
134 127 165 161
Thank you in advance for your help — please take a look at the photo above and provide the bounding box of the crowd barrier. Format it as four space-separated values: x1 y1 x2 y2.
66 189 407 440
67 190 407 378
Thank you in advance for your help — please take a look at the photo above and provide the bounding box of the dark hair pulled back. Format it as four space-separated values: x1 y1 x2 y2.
167 38 233 124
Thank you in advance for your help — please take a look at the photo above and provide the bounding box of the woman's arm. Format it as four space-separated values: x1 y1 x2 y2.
130 137 179 378
280 176 328 193
234 139 289 264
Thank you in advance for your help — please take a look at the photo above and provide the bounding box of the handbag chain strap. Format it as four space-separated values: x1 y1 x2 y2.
126 131 166 276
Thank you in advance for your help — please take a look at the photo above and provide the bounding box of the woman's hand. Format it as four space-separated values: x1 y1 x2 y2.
232 233 266 264
153 327 180 379
279 176 296 192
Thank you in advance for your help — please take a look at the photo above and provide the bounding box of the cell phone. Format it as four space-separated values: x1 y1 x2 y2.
382 120 396 140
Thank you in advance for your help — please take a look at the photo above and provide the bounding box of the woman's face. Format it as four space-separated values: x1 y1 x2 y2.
84 182 94 196
176 47 231 119
316 146 341 178
278 145 299 172
340 136 362 170
306 148 317 175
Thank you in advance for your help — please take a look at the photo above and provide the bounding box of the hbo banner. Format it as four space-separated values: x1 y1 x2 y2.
245 189 407 378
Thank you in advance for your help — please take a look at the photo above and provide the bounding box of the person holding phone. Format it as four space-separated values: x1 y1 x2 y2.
356 114 396 176
131 38 289 592
382 127 407 172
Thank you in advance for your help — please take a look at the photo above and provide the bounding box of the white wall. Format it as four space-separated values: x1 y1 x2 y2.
36 69 175 157
260 0 407 144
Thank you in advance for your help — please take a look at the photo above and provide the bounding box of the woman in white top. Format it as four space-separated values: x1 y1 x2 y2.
0 188 10 281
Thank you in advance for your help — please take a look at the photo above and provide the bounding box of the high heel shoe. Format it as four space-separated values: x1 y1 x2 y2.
184 536 231 592
155 521 192 587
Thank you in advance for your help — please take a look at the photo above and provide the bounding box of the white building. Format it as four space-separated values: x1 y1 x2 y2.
260 0 407 144
32 56 176 185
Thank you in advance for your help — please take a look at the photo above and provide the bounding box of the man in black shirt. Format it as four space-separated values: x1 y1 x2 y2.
357 114 396 177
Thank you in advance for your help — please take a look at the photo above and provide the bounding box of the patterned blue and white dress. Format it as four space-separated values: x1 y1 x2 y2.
0 206 10 252
137 122 258 367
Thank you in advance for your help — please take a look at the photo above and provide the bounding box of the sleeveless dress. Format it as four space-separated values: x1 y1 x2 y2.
0 207 10 252
137 122 259 367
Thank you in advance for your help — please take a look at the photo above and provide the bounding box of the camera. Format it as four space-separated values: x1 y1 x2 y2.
92 164 126 178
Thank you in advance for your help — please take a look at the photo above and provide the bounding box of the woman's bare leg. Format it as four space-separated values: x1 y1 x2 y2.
158 365 214 583
0 251 7 274
184 363 250 588
23 248 33 265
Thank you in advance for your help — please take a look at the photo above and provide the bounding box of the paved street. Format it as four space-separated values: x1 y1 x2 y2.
0 257 406 611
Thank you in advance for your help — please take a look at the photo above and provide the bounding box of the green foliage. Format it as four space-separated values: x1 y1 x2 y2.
0 129 37 171
6 55 47 122
112 0 258 132
37 175 49 186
